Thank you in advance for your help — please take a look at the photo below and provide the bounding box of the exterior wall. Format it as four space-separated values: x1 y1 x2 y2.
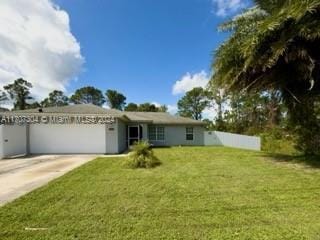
204 131 261 151
141 123 148 141
0 125 3 159
1 119 208 157
105 120 119 154
117 119 127 153
29 124 107 154
0 124 27 158
149 125 205 146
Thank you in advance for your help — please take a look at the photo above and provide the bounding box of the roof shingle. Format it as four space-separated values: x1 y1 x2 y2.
1 104 205 125
123 111 205 125
2 104 125 117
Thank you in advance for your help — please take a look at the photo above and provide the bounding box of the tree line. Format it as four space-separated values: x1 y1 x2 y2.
0 78 167 112
176 85 287 135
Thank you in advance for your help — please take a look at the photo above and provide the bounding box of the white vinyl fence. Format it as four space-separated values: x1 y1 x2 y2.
204 131 261 151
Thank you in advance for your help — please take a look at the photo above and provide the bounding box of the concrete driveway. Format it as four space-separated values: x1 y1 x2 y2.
0 155 97 206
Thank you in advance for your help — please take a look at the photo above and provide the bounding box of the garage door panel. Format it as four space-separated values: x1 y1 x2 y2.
30 124 106 154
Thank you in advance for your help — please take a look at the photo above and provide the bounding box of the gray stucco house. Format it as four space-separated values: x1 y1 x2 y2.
0 104 205 158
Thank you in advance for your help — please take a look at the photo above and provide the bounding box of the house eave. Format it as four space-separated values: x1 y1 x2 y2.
151 122 206 126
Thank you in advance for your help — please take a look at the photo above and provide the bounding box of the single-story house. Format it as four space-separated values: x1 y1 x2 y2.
0 104 205 158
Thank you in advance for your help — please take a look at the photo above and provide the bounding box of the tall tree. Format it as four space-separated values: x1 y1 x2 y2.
105 89 126 110
138 103 158 112
70 86 105 106
125 103 139 111
3 78 33 110
263 90 283 127
177 87 209 120
211 0 320 155
207 86 229 131
26 102 41 109
41 90 69 107
224 92 269 134
158 105 168 112
202 118 215 130
124 102 168 112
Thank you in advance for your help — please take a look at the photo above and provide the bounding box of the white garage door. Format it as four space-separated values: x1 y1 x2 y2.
29 124 106 154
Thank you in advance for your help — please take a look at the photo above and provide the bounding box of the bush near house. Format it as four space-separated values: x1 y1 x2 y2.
123 141 161 168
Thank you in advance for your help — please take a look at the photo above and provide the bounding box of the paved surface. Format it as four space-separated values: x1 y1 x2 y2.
0 155 97 206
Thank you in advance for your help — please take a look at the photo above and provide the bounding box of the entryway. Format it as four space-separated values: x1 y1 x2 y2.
128 125 143 146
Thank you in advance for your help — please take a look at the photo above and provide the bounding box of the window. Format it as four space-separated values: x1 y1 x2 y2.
157 127 165 141
148 126 157 140
148 126 165 141
186 127 194 140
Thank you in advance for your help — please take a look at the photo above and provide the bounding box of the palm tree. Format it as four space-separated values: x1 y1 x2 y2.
211 0 320 155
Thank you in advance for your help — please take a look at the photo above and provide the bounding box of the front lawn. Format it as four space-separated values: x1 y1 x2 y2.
1 147 320 239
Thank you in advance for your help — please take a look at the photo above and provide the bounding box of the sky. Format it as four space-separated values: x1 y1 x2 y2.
0 0 251 116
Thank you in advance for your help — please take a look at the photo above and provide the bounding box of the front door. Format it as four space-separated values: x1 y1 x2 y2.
128 125 143 146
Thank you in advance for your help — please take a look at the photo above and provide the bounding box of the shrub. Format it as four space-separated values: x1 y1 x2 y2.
123 141 161 169
260 127 299 155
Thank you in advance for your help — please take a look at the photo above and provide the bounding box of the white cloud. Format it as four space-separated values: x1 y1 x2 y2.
167 104 178 115
212 0 248 17
151 101 161 108
203 106 217 120
0 0 84 100
172 70 209 95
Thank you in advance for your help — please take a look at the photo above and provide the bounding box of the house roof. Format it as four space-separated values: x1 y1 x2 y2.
1 104 205 125
124 111 205 125
3 104 125 117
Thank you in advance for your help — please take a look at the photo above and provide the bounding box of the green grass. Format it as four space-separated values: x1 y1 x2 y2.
1 147 320 239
